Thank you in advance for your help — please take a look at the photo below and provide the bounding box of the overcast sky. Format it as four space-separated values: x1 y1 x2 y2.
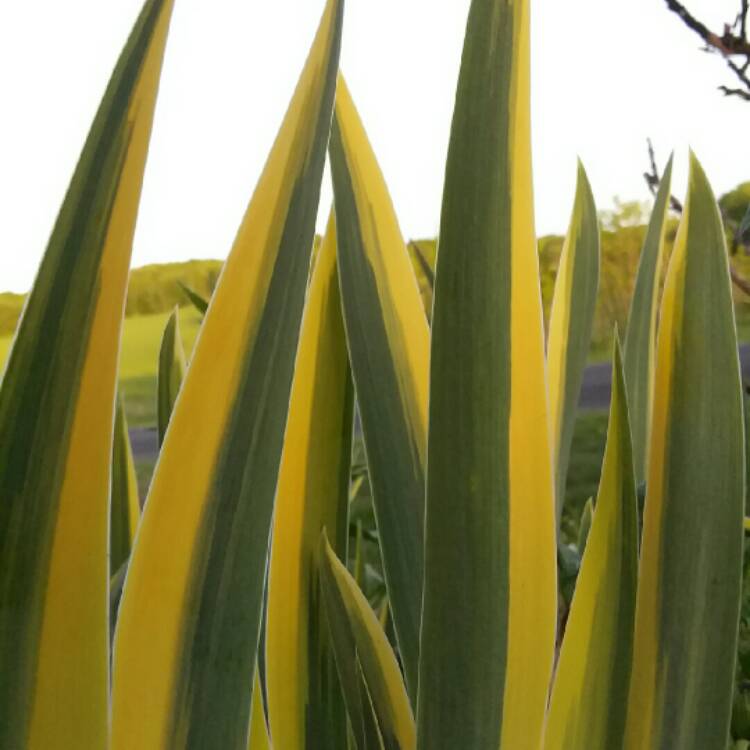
0 0 748 292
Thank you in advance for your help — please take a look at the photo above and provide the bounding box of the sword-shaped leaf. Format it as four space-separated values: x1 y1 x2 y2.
624 154 745 749
177 280 210 316
417 1 557 748
157 306 186 446
0 2 174 747
547 162 600 523
320 533 416 750
623 156 674 484
248 669 271 750
111 394 141 577
265 213 354 750
329 75 429 699
545 339 638 750
111 3 343 747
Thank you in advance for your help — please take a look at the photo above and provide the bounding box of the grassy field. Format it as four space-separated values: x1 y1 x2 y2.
0 306 202 426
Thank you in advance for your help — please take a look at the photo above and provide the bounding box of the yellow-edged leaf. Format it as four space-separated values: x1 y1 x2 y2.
248 670 271 750
320 533 416 750
111 3 344 747
265 213 353 749
0 2 174 747
624 154 745 749
417 1 557 747
329 75 430 699
623 156 673 485
547 161 600 522
545 338 638 750
111 394 141 577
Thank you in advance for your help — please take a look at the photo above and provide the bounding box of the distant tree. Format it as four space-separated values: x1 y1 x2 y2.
664 1 750 101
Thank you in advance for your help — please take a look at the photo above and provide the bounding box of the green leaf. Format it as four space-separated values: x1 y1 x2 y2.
320 533 415 750
625 154 745 749
111 394 140 576
623 155 673 484
156 307 186 446
110 3 344 747
417 1 556 748
545 338 638 750
265 214 353 749
0 2 175 746
547 161 600 524
330 76 429 700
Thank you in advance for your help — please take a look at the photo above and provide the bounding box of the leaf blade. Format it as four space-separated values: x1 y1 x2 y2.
320 534 416 750
156 306 186 446
545 339 638 750
547 161 600 522
111 394 141 577
418 2 557 747
111 4 344 747
0 2 175 746
624 154 745 749
265 213 354 750
329 75 429 699
623 156 674 484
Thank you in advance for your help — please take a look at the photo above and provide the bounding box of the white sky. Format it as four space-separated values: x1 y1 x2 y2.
0 0 748 292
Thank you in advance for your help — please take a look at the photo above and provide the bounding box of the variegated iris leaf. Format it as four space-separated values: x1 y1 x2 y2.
320 533 416 750
111 393 141 578
417 1 557 748
624 154 745 749
157 306 186 446
0 2 174 747
547 161 600 524
265 213 354 750
623 155 674 485
110 3 344 748
545 338 638 750
329 75 430 700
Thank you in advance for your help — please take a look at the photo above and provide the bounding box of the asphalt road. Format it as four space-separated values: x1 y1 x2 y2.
578 342 750 410
129 343 750 461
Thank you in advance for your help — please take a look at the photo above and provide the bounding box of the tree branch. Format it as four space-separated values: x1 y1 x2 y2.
665 0 750 99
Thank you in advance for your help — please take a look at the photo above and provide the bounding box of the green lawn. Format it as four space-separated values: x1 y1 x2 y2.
0 306 202 429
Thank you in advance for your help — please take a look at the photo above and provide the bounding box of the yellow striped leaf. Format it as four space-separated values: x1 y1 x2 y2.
417 1 557 748
329 75 430 699
547 162 600 522
265 213 354 749
0 2 174 747
111 3 343 748
320 533 416 750
624 154 745 749
111 394 141 577
157 306 186 446
545 339 638 750
248 669 271 750
623 156 674 485
576 496 594 555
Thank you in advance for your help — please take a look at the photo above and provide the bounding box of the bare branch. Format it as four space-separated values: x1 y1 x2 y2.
643 139 683 213
719 85 750 100
665 0 750 99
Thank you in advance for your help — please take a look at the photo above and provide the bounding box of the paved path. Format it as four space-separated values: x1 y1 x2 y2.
130 343 750 460
579 342 750 409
